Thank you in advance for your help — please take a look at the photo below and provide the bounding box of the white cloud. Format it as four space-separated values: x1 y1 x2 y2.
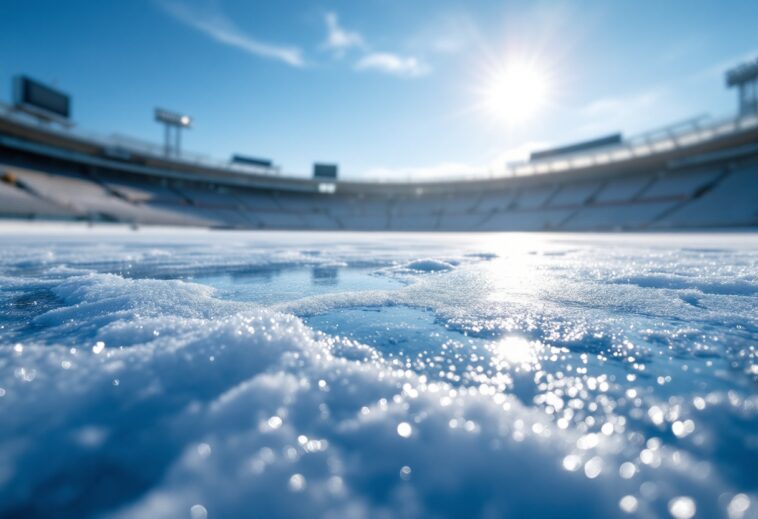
321 11 428 78
323 12 364 56
355 52 430 78
160 1 304 67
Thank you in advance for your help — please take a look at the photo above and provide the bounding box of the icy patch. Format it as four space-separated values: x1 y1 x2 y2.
0 229 756 519
0 274 591 519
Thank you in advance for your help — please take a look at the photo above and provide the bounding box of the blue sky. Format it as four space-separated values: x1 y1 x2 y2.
1 0 756 179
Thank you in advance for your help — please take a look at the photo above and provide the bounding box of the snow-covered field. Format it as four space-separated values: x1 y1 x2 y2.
0 225 756 519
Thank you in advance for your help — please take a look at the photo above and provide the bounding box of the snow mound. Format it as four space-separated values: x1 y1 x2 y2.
403 258 455 272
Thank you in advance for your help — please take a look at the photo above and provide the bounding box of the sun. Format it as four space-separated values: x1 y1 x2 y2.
482 60 549 124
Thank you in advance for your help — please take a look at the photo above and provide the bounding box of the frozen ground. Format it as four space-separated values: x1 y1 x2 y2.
0 224 756 519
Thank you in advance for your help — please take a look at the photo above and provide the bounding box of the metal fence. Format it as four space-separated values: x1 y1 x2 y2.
500 113 758 180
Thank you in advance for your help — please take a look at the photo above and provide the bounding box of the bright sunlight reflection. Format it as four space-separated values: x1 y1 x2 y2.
493 336 541 371
482 60 549 124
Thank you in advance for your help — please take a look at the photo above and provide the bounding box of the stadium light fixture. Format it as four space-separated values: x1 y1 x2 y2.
155 108 192 158
726 57 758 116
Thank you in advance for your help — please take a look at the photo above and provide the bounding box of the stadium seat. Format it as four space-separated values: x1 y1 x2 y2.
651 164 758 228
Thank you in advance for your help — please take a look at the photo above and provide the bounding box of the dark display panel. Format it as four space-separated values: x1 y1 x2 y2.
14 76 70 119
313 163 338 179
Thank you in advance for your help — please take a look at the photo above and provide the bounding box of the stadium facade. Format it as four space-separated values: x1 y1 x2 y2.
1 70 757 231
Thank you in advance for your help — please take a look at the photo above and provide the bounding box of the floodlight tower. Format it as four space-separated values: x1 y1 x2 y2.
726 58 758 116
155 108 192 158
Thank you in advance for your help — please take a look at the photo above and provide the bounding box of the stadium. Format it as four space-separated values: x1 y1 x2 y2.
1 3 758 519
1 60 757 231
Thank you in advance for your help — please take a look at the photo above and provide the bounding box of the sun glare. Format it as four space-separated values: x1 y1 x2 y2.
482 61 549 124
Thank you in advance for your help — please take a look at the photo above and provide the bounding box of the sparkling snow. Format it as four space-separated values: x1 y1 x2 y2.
0 225 756 519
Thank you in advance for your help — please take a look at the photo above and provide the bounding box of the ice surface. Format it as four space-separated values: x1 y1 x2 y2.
0 224 757 519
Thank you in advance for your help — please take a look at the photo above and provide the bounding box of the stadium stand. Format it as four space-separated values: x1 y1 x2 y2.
513 186 558 209
548 181 602 207
0 99 756 230
0 178 73 218
480 209 574 231
592 175 652 203
563 201 677 230
652 164 758 228
103 179 186 205
638 169 724 200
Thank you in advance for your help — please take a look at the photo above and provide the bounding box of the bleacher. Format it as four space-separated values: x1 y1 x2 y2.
473 191 518 213
592 176 652 203
480 208 574 231
548 182 602 207
652 164 758 228
1 148 756 230
104 179 185 204
638 169 723 200
0 104 757 230
5 165 144 221
0 180 72 218
563 201 676 230
513 186 557 209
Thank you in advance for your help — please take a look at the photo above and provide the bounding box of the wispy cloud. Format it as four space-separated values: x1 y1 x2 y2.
355 52 429 78
323 12 364 57
160 1 304 67
321 11 429 78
